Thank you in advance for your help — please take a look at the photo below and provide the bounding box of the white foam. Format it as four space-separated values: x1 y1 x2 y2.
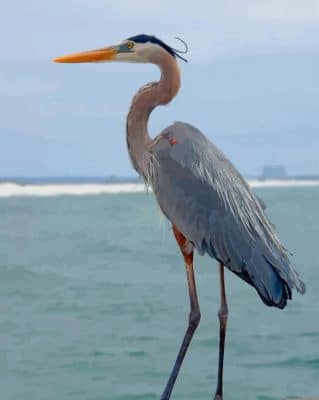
0 180 318 198
0 183 146 198
248 179 319 188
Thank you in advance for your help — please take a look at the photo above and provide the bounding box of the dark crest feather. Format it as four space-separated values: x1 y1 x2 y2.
127 34 188 62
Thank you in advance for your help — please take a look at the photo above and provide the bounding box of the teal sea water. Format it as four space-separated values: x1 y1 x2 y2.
0 187 318 400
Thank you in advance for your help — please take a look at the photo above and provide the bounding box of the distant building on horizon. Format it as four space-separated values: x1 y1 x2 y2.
261 165 286 180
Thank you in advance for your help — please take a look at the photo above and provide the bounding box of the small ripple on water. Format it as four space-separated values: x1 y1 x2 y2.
252 333 282 341
114 394 158 400
125 350 148 358
124 335 159 342
91 351 114 357
242 356 319 369
299 331 319 338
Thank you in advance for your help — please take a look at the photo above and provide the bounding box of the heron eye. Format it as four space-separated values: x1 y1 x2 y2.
127 41 134 50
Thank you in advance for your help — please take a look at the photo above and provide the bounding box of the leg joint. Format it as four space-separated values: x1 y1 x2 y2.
189 309 201 329
218 304 228 322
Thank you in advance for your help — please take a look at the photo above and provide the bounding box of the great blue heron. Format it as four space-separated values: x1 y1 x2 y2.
54 34 306 400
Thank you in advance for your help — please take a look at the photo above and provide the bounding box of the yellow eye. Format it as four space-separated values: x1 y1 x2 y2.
127 41 134 50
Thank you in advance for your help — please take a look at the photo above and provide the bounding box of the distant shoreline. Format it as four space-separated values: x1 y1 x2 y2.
0 175 318 185
0 179 319 198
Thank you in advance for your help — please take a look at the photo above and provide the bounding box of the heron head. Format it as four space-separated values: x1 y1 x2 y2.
53 34 188 64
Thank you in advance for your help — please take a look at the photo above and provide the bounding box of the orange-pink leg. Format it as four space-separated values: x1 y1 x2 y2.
214 262 228 400
160 226 201 400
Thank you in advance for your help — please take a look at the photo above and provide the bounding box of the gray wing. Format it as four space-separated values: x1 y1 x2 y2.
151 122 305 308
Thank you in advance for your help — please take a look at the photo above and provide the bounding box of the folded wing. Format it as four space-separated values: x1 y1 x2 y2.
151 122 305 308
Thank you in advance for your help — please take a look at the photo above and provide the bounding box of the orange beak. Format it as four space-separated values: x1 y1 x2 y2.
53 46 117 63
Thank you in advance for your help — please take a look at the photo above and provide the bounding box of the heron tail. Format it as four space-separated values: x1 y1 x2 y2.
234 250 306 309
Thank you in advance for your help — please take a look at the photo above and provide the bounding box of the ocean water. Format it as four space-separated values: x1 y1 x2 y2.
0 187 318 400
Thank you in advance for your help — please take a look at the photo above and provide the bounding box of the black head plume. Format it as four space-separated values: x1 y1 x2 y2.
170 37 189 62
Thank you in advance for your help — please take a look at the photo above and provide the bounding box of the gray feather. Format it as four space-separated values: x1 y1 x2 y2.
150 122 305 308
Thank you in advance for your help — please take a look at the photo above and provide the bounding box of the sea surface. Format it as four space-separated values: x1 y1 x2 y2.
0 187 318 400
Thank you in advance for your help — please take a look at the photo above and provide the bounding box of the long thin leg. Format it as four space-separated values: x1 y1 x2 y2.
160 225 201 400
214 262 228 400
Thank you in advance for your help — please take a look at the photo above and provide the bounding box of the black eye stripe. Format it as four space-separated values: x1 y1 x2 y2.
127 34 176 58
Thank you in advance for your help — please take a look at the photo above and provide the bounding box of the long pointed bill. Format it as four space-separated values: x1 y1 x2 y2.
53 47 117 63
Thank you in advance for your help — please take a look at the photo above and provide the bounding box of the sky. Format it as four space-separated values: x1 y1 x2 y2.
1 0 318 177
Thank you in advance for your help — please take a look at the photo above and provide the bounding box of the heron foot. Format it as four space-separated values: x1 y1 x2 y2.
214 395 223 400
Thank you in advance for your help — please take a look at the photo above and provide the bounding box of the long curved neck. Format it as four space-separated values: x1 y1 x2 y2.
126 52 180 175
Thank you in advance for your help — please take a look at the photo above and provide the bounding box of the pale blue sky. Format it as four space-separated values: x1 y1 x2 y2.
1 0 318 177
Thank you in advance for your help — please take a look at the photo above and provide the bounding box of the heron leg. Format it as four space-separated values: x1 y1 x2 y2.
160 225 201 400
214 262 228 400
